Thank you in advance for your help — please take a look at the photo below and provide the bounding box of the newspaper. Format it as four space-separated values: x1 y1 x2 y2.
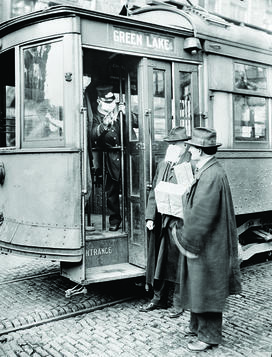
174 162 194 187
154 162 193 219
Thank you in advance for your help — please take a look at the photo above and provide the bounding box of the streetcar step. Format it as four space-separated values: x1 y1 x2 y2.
84 263 145 284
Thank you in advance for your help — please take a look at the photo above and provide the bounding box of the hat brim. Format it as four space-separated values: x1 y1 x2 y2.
185 139 222 147
99 96 115 103
163 136 191 142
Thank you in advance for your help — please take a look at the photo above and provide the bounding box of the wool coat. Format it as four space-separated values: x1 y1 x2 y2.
178 157 242 313
145 150 191 287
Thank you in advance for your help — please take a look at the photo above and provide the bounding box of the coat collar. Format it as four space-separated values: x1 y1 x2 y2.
194 156 217 180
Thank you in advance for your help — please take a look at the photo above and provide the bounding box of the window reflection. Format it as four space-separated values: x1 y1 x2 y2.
130 155 140 195
234 95 267 141
131 202 141 245
23 42 63 143
179 72 192 134
129 71 139 141
0 49 16 148
234 63 267 91
5 86 16 147
153 69 166 140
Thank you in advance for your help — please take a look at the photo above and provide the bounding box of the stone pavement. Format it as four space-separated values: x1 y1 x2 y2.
0 254 271 356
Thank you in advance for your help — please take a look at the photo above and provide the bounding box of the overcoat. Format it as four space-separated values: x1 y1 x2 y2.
178 157 242 313
145 151 191 287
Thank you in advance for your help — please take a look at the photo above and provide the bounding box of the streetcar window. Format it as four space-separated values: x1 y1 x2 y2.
153 69 166 141
233 63 268 143
0 49 15 148
22 41 64 146
234 95 267 142
234 63 267 92
179 72 192 135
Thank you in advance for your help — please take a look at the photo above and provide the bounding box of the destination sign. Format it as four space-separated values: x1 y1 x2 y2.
112 27 175 53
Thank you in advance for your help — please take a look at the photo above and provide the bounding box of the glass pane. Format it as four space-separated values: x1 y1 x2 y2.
234 95 267 142
23 42 63 143
0 49 15 148
130 154 140 196
234 63 267 91
5 86 16 147
129 71 139 141
153 69 166 141
131 202 141 245
179 72 192 134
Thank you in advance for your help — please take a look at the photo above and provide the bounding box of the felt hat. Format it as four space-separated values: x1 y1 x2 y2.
163 126 191 142
185 127 222 147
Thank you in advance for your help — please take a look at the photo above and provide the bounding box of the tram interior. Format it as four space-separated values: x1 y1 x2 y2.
0 49 16 148
83 49 140 234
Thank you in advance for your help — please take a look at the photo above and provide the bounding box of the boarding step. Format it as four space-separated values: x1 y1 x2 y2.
85 230 128 268
84 263 145 284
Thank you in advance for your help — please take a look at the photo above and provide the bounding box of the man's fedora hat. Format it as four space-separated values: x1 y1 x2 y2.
97 85 115 103
185 127 222 147
163 126 191 142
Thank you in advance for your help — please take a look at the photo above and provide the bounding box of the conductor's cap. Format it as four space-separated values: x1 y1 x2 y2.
97 85 115 103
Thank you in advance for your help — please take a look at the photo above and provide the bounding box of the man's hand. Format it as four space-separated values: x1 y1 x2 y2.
103 116 113 127
118 103 125 115
146 220 154 230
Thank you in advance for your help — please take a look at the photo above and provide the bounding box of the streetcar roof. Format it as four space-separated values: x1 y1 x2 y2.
130 4 272 54
0 4 271 55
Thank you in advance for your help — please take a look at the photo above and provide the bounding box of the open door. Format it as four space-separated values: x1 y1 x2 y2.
126 59 172 268
126 58 199 269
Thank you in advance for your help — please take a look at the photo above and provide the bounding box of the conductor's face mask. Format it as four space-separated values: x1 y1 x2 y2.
165 144 184 163
99 99 116 114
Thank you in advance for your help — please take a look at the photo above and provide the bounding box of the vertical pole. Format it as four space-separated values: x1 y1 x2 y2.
102 151 107 230
119 76 125 232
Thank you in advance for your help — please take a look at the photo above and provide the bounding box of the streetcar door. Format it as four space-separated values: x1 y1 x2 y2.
127 59 172 268
127 59 198 268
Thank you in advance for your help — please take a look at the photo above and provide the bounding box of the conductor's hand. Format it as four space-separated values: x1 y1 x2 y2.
103 116 113 128
146 220 154 231
118 103 125 115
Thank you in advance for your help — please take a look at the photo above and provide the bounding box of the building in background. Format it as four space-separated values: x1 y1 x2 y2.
0 0 272 31
195 0 272 32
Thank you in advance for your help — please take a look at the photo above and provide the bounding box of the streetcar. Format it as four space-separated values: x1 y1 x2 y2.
0 1 272 294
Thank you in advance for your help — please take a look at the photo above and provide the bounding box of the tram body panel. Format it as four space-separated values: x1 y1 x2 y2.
0 152 82 260
0 16 80 51
217 152 272 215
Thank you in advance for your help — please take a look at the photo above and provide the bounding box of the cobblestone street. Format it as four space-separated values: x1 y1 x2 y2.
0 255 271 356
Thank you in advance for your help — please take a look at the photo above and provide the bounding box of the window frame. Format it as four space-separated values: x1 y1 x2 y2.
20 38 65 149
232 60 270 149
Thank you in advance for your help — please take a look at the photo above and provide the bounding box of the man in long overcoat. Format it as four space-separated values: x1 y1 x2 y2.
140 126 191 317
174 127 242 352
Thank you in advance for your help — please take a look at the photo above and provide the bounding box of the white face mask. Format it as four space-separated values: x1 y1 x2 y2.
164 144 183 163
99 100 116 114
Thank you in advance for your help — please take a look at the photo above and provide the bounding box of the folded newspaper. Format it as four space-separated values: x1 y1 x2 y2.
154 162 193 218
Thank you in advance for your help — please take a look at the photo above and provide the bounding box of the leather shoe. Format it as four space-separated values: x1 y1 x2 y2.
109 224 120 232
184 327 197 336
169 310 184 318
187 340 216 352
139 302 166 312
